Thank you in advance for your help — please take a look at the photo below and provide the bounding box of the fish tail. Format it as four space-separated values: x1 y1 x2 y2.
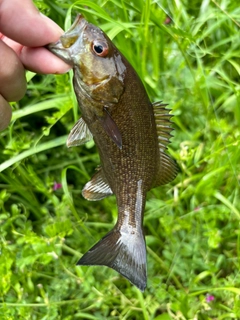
77 227 147 291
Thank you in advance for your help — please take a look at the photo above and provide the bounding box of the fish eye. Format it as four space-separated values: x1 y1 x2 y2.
92 41 109 57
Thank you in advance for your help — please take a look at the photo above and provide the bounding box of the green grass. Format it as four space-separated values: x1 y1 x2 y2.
0 0 240 319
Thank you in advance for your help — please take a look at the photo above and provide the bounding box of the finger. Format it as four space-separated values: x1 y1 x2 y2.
0 95 12 131
21 47 71 74
0 0 63 46
1 36 70 74
0 40 26 102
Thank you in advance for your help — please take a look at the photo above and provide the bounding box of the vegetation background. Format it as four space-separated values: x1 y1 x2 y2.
0 0 239 319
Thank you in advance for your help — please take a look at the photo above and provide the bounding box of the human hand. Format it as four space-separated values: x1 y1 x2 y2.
0 0 71 131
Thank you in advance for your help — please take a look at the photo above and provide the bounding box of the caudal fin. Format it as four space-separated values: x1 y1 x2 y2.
77 228 147 291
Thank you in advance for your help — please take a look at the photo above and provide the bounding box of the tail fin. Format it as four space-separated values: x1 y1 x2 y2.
77 228 147 291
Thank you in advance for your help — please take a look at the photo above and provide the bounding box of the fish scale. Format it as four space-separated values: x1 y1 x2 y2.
48 13 178 291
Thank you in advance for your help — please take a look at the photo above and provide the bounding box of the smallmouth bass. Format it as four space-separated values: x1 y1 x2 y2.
48 14 178 291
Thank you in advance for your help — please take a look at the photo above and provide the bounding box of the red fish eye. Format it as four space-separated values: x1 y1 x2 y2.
92 41 109 57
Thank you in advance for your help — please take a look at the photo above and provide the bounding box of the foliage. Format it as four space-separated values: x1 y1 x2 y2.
0 0 239 319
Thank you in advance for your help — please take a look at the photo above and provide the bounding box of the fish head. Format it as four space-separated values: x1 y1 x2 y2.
48 14 126 104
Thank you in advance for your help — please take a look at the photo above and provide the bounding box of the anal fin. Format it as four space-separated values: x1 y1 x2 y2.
82 167 113 201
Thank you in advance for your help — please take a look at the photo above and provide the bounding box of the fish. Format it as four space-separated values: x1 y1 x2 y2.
47 14 178 291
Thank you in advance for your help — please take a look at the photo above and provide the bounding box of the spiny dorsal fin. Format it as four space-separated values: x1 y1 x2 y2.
82 167 113 201
152 101 178 187
67 117 93 147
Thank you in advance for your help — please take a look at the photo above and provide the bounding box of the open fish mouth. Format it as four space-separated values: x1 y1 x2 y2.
60 14 87 48
47 14 88 64
47 39 66 51
61 14 87 39
47 41 72 64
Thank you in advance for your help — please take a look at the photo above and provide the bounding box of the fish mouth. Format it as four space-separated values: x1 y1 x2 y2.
66 14 87 33
47 14 87 64
47 40 73 65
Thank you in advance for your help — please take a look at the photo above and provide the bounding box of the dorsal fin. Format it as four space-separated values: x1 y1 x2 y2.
67 117 93 147
152 101 178 187
82 167 113 201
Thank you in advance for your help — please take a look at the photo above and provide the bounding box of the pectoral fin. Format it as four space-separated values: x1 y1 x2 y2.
98 108 122 149
67 118 93 147
82 167 113 201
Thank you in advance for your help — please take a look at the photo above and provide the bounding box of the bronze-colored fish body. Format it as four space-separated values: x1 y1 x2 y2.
48 14 178 291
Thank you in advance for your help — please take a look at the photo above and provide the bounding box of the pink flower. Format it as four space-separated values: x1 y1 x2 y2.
53 182 62 191
194 206 201 211
164 16 172 25
206 294 214 303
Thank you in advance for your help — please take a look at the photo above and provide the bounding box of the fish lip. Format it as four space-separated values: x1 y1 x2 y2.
47 41 73 65
60 14 88 46
47 14 88 64
66 14 87 32
47 40 63 51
